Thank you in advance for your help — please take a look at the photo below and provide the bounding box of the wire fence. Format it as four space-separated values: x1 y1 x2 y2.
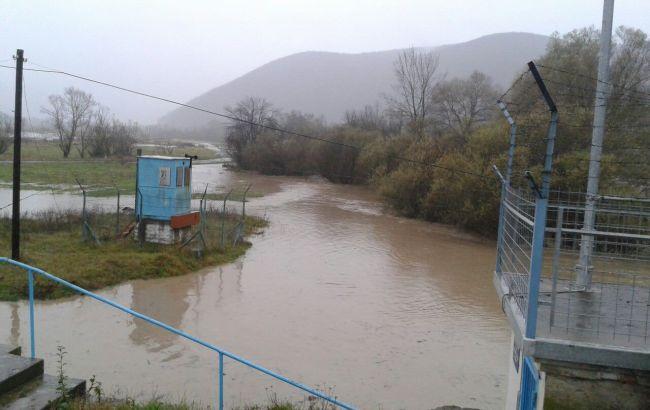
5 181 258 257
540 196 650 347
496 183 650 348
498 184 535 317
495 61 650 351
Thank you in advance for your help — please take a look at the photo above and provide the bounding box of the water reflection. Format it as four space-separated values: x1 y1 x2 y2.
129 276 198 353
9 303 20 347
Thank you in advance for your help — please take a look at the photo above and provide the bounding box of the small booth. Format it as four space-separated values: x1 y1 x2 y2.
135 155 199 244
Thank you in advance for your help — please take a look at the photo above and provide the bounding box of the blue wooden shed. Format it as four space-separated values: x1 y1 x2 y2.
135 155 192 221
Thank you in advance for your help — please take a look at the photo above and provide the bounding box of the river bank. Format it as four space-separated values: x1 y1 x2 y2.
0 209 266 301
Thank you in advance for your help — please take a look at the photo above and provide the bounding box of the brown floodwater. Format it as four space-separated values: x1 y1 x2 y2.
0 164 510 409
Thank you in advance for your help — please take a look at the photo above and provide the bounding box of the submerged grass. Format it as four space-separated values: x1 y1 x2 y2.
0 209 267 301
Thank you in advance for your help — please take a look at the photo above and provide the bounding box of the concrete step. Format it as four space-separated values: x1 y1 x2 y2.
0 354 43 396
0 345 20 356
0 374 86 410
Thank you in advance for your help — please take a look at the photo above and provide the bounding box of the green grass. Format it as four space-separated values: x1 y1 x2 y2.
0 140 220 162
0 210 267 301
71 399 322 410
0 140 222 194
0 160 136 193
69 395 334 410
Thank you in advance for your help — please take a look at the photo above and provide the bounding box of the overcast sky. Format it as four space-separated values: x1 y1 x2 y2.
2 0 649 125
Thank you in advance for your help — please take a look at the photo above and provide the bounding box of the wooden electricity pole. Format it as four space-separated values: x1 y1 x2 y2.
12 49 24 260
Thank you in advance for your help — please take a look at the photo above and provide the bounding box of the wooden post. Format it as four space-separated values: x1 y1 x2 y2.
11 49 24 260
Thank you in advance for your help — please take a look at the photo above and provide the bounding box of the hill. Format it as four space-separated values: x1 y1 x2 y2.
159 32 549 129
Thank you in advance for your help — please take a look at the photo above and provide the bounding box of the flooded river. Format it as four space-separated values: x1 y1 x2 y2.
0 164 510 409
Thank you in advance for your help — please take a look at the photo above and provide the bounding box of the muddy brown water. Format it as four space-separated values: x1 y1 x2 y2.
0 164 510 409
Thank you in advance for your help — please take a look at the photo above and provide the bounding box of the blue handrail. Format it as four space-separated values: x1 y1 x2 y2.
0 257 355 410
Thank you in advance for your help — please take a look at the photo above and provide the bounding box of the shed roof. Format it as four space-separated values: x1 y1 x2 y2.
137 155 188 161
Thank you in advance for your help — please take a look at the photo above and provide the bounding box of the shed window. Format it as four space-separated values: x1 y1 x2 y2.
184 167 191 187
159 167 171 186
176 167 183 187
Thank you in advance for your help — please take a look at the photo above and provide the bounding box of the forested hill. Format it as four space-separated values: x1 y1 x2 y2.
159 32 549 129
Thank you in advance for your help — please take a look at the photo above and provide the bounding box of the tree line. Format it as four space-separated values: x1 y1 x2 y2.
41 87 138 158
225 26 650 236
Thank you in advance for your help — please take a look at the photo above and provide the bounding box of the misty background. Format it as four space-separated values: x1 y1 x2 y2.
2 0 650 127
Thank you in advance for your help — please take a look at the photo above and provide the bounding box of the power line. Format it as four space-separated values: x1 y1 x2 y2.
0 63 488 179
538 76 650 104
0 64 360 151
538 64 650 99
499 68 531 100
23 73 62 211
0 192 43 211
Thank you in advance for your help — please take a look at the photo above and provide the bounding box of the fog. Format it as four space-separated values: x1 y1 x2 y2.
1 0 649 125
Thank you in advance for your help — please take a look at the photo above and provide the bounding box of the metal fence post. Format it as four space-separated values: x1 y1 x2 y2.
550 207 564 328
137 189 145 245
115 188 121 238
27 269 35 358
221 190 232 249
525 62 557 339
241 184 251 234
218 352 224 410
82 190 88 241
495 101 517 274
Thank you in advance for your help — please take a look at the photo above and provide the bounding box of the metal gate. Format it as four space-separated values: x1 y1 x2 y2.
519 356 539 410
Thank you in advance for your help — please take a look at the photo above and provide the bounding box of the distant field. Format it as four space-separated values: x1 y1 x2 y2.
0 139 219 162
0 140 220 194
0 160 136 193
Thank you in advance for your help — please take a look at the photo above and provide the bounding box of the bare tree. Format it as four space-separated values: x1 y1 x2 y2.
0 115 12 155
159 140 176 155
225 97 278 164
87 107 112 157
42 87 95 158
344 104 401 136
110 119 137 157
386 47 441 136
431 71 499 143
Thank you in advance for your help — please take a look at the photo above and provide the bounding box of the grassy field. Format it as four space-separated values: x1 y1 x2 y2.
0 160 137 192
0 140 221 194
0 139 220 162
0 209 266 301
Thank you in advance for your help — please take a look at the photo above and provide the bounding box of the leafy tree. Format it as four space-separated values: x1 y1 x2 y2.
431 71 500 144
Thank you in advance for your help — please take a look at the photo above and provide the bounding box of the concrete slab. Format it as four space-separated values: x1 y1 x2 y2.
0 374 86 410
0 345 21 356
494 271 650 370
0 354 43 395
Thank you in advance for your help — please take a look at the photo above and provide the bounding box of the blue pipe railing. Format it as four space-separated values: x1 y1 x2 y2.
0 257 355 410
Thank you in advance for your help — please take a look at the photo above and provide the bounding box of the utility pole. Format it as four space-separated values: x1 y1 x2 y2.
12 49 24 260
576 0 615 290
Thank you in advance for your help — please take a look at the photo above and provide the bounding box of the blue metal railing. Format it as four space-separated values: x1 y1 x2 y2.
0 257 355 410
